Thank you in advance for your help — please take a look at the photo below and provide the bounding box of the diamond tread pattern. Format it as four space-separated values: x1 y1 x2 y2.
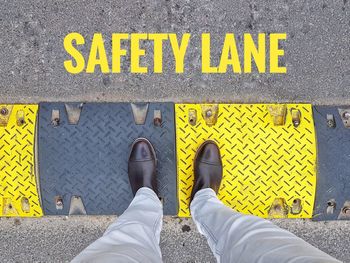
175 104 317 218
0 104 43 217
313 106 350 220
38 103 176 215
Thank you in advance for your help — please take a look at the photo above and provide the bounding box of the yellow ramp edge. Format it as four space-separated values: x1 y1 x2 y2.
0 104 42 217
175 104 317 218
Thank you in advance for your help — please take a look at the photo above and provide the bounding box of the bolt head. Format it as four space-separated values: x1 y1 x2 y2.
154 117 161 126
327 120 334 127
343 112 350 119
0 108 8 115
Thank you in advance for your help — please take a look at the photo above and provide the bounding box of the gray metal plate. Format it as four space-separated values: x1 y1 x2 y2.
313 106 350 220
38 103 177 215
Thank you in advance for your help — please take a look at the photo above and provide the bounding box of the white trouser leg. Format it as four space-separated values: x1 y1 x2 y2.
190 188 340 263
71 187 163 263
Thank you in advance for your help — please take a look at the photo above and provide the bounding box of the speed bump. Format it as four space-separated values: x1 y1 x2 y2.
38 102 177 215
313 106 350 220
0 105 43 217
175 104 317 218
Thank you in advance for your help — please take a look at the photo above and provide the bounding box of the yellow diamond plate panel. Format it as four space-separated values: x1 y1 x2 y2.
175 104 317 218
0 104 42 217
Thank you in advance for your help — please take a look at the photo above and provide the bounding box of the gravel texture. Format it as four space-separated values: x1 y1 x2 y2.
0 0 349 104
0 216 348 263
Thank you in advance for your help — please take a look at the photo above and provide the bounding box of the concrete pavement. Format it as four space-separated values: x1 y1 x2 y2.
1 216 349 263
0 0 349 104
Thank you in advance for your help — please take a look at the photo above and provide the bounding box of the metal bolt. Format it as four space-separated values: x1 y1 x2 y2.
0 107 8 116
293 120 300 127
290 108 301 128
154 117 161 126
17 118 25 126
55 196 63 210
153 110 162 127
21 197 30 212
206 110 212 118
327 114 336 128
273 204 282 212
327 201 335 207
291 198 302 214
343 112 350 120
51 118 60 127
188 109 197 126
326 199 336 214
342 206 350 214
326 115 335 128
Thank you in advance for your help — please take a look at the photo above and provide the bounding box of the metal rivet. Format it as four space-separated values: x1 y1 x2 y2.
338 200 350 219
343 112 350 119
338 109 350 128
16 110 25 126
206 110 212 117
188 109 197 126
291 198 302 215
55 196 63 210
21 197 30 212
326 199 336 214
201 105 219 126
154 110 162 127
326 114 335 128
268 198 288 218
51 109 60 127
0 107 8 116
342 207 350 214
290 108 301 128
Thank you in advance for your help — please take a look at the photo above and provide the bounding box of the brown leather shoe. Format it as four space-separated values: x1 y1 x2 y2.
191 140 223 201
128 138 157 196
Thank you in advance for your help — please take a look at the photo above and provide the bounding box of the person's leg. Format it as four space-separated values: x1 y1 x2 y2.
191 188 340 263
71 187 162 263
72 138 162 263
190 141 340 263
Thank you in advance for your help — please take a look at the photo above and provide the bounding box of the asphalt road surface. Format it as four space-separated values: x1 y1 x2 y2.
1 216 349 262
0 0 349 104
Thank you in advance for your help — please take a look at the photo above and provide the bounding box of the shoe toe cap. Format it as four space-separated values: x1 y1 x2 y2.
129 140 155 161
199 142 221 164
